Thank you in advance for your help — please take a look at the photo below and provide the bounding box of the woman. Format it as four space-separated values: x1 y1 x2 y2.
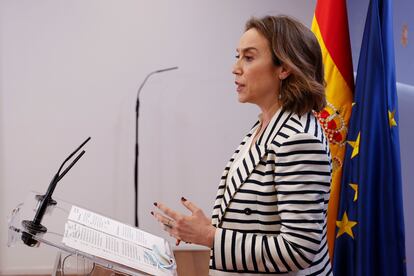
153 15 332 275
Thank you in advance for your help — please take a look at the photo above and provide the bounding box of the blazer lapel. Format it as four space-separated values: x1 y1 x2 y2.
217 109 292 225
258 108 293 148
217 142 266 224
212 122 259 226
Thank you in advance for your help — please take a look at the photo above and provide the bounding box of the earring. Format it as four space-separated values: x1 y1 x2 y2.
278 78 283 100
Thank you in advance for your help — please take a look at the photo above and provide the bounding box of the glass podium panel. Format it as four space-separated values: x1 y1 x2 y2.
7 191 177 276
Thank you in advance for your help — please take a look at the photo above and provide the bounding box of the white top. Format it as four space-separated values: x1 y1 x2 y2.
226 126 259 184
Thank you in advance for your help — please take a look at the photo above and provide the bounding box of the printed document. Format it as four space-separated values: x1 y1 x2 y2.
62 206 175 276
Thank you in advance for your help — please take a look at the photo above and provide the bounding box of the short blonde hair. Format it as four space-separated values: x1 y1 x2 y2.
245 15 326 115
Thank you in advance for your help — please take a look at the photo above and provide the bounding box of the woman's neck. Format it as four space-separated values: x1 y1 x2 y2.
259 100 281 127
251 100 281 146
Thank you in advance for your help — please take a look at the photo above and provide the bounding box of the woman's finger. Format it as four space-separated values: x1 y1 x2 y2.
162 223 181 240
180 197 199 214
152 211 175 228
154 202 181 220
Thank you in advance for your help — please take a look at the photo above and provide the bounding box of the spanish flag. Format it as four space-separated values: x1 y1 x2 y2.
311 0 354 259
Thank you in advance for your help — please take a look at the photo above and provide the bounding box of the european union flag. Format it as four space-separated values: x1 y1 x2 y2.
332 0 407 275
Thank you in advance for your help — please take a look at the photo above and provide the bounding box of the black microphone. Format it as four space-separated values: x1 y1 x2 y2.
155 66 179 73
21 137 91 246
134 66 178 227
135 67 179 112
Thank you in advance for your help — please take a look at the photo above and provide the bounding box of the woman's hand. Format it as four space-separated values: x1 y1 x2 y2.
151 197 216 248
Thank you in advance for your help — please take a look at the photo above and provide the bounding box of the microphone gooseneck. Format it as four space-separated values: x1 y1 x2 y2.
21 137 91 246
134 66 178 228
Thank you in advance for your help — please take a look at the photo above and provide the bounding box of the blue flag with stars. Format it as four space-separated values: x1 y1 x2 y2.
332 0 407 275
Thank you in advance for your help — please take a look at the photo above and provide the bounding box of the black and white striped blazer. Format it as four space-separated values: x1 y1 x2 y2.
209 109 332 275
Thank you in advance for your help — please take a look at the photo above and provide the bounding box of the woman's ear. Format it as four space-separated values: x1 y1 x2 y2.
278 65 292 80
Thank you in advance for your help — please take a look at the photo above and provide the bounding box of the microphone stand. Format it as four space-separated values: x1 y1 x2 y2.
134 67 178 227
21 137 91 246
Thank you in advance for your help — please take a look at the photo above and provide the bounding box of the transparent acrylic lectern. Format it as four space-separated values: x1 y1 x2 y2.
8 191 177 276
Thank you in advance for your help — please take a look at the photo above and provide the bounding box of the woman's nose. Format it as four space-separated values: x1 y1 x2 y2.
232 60 242 75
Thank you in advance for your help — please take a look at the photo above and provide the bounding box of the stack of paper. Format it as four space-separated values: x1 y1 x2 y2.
62 206 175 276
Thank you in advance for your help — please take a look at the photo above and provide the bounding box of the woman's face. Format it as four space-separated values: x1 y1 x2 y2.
233 28 282 106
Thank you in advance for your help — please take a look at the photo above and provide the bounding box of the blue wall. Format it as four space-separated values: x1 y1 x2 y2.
348 0 413 85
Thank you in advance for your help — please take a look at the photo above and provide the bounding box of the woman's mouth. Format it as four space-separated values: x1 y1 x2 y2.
235 81 245 92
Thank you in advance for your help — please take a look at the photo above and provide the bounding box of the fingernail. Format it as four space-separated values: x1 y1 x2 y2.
181 197 187 202
153 202 157 206
150 211 154 215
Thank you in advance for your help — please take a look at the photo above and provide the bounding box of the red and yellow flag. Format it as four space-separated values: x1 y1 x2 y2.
311 0 354 260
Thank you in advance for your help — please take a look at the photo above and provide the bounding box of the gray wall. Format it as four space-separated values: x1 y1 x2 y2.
396 83 414 276
0 0 316 273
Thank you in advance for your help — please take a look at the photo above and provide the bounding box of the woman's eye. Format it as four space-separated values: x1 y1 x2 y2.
235 55 253 61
